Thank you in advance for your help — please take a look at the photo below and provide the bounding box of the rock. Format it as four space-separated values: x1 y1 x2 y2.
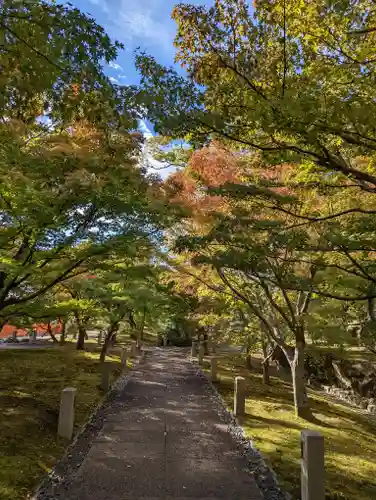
359 399 368 409
367 404 376 414
352 395 362 405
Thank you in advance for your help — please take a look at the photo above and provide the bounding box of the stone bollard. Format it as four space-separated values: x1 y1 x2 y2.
301 430 325 500
207 337 212 353
121 348 128 371
191 341 198 358
58 387 77 440
163 336 168 347
131 341 138 358
198 342 205 365
210 356 218 382
234 376 246 417
97 330 103 345
100 361 112 391
367 404 376 414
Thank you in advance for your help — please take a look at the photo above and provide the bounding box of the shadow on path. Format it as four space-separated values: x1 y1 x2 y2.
60 348 263 500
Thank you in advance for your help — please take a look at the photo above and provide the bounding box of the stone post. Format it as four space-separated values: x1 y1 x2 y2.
210 356 218 382
137 341 143 355
234 376 246 417
301 430 324 500
207 337 212 353
131 341 138 358
163 336 168 347
121 348 128 371
58 387 77 440
191 341 198 358
198 341 205 365
97 330 103 346
100 361 112 391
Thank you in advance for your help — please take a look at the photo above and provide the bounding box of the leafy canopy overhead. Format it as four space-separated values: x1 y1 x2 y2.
137 0 376 189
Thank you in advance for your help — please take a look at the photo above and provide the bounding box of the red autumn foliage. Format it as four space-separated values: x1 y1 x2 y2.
165 142 241 216
0 321 63 338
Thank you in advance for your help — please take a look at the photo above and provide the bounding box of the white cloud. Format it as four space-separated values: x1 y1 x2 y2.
118 4 174 50
109 76 119 83
92 0 175 53
139 119 153 139
109 61 123 70
138 120 178 179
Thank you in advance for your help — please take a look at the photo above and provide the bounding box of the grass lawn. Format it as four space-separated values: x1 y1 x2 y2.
206 355 376 500
0 343 127 500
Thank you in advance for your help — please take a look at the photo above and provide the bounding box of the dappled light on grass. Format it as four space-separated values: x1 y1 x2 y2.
212 356 376 500
0 345 121 500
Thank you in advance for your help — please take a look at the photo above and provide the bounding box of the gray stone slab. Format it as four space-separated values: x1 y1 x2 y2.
95 429 166 453
104 407 166 427
166 429 238 458
67 450 166 497
165 456 261 498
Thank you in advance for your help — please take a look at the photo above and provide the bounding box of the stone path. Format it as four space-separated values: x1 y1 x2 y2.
61 348 263 499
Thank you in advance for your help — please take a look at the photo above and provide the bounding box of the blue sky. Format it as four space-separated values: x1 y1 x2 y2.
70 0 211 86
65 0 212 178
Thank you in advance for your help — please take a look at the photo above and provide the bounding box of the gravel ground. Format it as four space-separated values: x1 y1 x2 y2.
31 351 147 500
193 359 288 500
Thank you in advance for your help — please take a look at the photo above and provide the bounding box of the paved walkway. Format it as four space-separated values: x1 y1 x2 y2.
63 348 262 499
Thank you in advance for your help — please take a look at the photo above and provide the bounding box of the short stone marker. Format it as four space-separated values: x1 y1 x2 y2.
121 348 128 371
210 356 218 382
207 337 213 353
198 342 205 365
131 341 137 358
191 341 198 357
301 430 325 500
100 361 112 391
234 376 246 417
163 336 168 347
58 387 77 440
97 331 103 345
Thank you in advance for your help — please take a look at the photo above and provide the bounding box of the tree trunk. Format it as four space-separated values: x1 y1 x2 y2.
74 312 86 350
291 340 311 419
47 322 59 344
263 362 270 385
59 319 66 346
76 323 86 350
100 322 119 363
111 332 117 346
245 336 253 370
140 306 146 341
261 340 270 384
100 333 112 363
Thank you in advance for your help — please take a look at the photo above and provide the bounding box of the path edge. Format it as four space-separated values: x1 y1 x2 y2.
192 357 289 500
31 351 148 500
